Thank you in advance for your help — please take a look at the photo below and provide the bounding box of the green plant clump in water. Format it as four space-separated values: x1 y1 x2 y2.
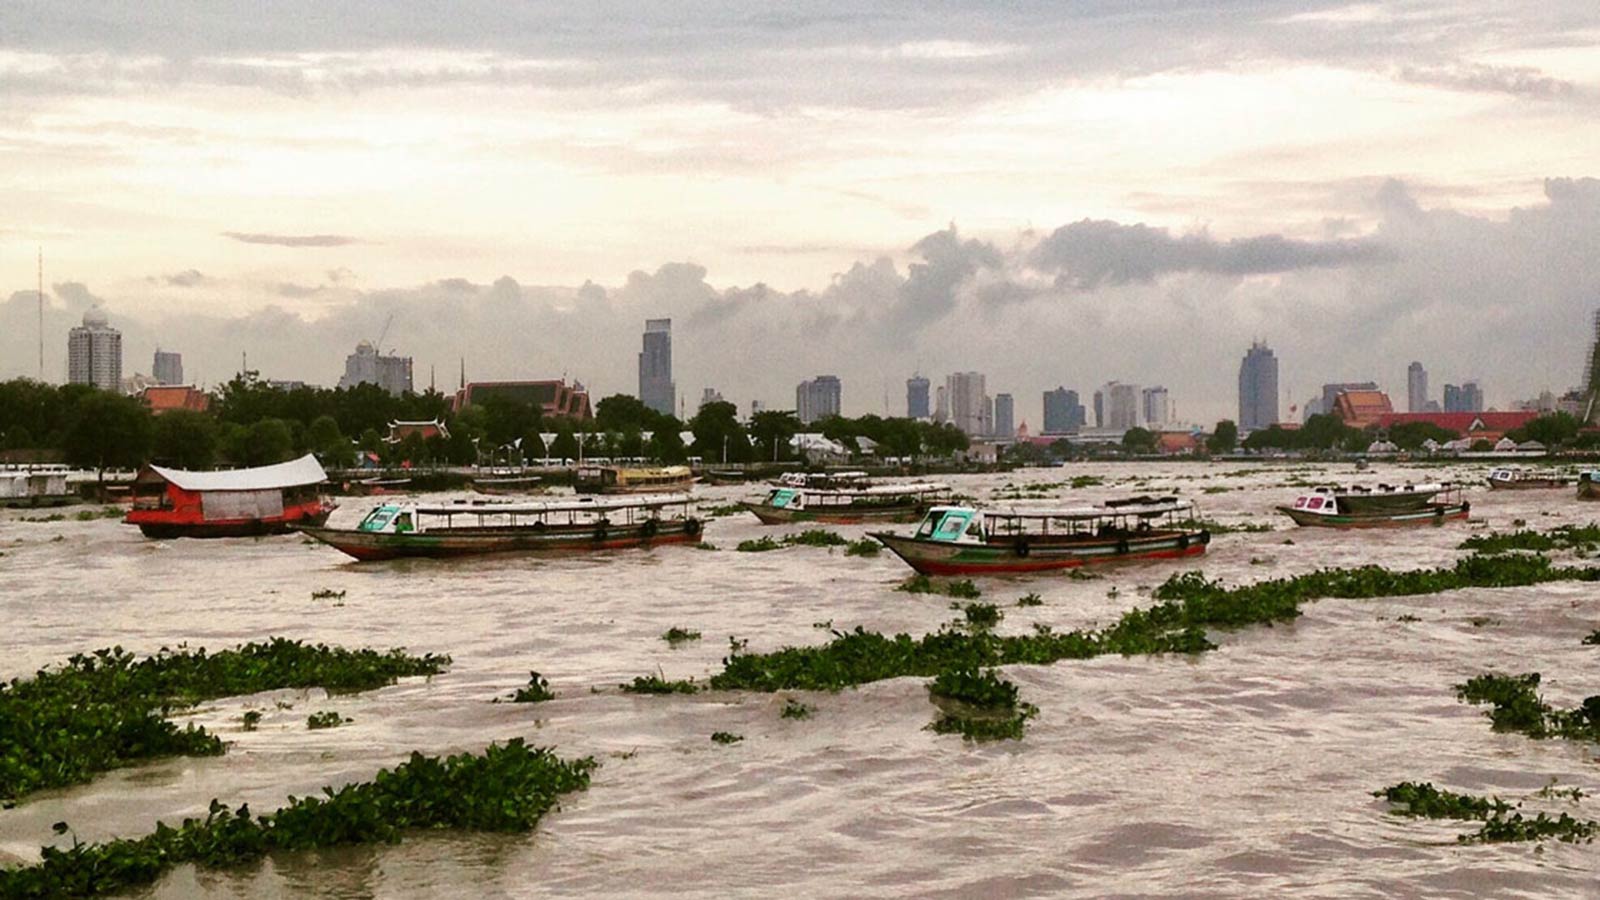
1376 781 1598 844
1174 518 1272 535
310 588 346 600
925 667 1037 742
1015 593 1043 607
1068 475 1103 489
0 639 449 803
1583 629 1600 646
1459 523 1600 555
710 731 744 744
511 671 555 703
693 542 719 551
1454 673 1600 741
662 627 702 647
897 575 983 599
305 710 348 730
845 538 881 557
735 536 783 553
780 699 813 720
621 674 699 695
709 555 1600 694
954 602 1002 630
0 740 595 898
783 529 850 548
240 710 262 731
702 503 745 518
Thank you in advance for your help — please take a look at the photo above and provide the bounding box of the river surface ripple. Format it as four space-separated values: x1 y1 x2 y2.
2 462 1598 898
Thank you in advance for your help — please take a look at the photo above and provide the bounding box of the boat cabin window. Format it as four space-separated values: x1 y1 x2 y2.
931 510 973 542
1294 498 1307 509
769 489 801 509
1307 497 1325 510
359 507 399 532
394 512 415 533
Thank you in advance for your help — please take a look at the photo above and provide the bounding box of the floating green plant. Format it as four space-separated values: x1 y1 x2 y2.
897 575 982 599
845 538 881 557
953 602 1002 630
305 710 348 730
1455 673 1600 741
310 588 346 600
710 731 743 744
692 541 720 551
1376 782 1597 844
1173 518 1272 534
925 668 1036 742
621 674 699 695
662 627 702 647
1068 475 1103 489
1583 629 1600 646
0 741 594 898
0 639 448 803
736 536 783 552
1459 524 1600 555
240 710 262 731
780 699 813 720
511 671 555 703
702 503 746 518
782 529 850 548
1015 593 1042 607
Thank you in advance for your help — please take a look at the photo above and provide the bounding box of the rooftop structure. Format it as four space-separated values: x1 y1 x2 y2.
1332 389 1394 428
141 385 211 416
453 380 593 420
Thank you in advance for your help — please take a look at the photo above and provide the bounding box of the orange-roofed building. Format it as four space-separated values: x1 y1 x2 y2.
452 380 593 420
1156 431 1200 455
140 385 210 415
1374 411 1539 445
1332 390 1393 428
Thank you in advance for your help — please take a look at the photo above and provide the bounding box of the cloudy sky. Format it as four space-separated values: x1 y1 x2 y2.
3 1 1599 426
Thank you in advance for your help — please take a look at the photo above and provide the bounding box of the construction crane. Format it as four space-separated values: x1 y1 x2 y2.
374 312 394 354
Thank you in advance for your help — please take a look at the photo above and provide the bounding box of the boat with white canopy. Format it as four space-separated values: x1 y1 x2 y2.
299 494 701 560
743 481 951 525
125 454 332 538
870 496 1209 575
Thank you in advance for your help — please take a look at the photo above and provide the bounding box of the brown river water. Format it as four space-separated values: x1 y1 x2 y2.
3 462 1598 898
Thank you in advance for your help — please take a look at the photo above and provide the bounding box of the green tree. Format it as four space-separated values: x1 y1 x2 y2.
1299 414 1362 451
690 401 752 463
152 410 218 469
1122 427 1157 454
595 394 662 432
550 426 580 462
237 419 294 466
61 391 154 477
306 415 349 466
1387 421 1458 450
1206 420 1238 454
3 425 35 450
649 424 688 464
748 410 801 462
1508 412 1582 447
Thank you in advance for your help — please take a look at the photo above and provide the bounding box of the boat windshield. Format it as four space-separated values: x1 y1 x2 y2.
768 488 801 509
358 506 400 532
919 509 975 543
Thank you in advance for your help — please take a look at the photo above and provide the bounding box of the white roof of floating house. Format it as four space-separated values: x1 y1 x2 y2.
149 454 327 492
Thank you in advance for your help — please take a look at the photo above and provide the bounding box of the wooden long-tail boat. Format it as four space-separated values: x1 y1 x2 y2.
1276 483 1468 528
870 497 1208 575
743 482 950 525
299 494 702 560
1486 467 1569 490
575 464 693 495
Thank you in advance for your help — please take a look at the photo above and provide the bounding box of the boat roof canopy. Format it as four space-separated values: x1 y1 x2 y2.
411 493 693 515
149 453 327 492
782 481 949 496
931 497 1192 521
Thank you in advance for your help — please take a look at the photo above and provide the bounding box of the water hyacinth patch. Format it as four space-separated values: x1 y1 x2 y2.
782 529 850 548
621 674 699 695
1584 629 1600 646
0 741 596 898
780 699 813 720
1015 593 1043 607
1459 523 1600 555
953 602 1002 630
511 672 555 703
0 639 449 803
305 711 349 730
1455 673 1600 741
898 575 983 599
845 538 881 557
1376 781 1598 844
926 668 1036 742
736 536 783 552
710 731 744 744
662 627 702 647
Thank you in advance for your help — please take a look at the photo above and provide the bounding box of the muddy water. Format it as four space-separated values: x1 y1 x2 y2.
2 462 1598 898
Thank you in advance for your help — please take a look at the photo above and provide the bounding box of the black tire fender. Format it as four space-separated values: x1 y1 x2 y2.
1015 538 1030 558
684 517 703 537
594 519 610 542
1177 534 1189 550
1116 538 1131 555
640 518 659 538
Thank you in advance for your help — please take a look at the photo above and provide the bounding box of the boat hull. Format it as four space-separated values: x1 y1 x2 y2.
743 500 927 525
574 482 693 495
1276 502 1469 528
0 494 79 509
1487 478 1567 490
299 517 702 561
871 529 1209 575
126 503 333 539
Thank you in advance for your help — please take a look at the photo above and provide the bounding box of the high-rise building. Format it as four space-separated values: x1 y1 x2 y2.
338 341 413 395
795 375 842 424
153 349 183 386
67 306 122 392
1101 382 1139 431
1093 389 1105 429
699 387 725 409
946 372 989 436
1141 386 1171 428
638 318 675 416
1407 362 1428 413
1042 387 1086 433
1238 342 1279 431
934 386 949 423
1444 382 1484 413
906 375 931 419
993 393 1015 437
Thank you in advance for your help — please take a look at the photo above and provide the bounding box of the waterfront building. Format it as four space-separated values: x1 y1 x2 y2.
993 393 1014 437
454 380 593 420
1238 342 1278 431
796 375 842 424
1141 386 1171 428
638 318 675 416
946 371 989 436
906 375 931 419
1105 382 1139 430
67 306 122 392
1332 389 1394 428
1312 382 1379 420
1406 362 1428 413
338 341 413 396
153 349 183 386
1443 381 1484 413
1042 387 1086 433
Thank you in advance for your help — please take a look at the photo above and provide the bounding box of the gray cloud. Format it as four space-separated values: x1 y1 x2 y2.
222 232 359 247
163 269 210 287
1030 220 1394 289
1398 63 1579 99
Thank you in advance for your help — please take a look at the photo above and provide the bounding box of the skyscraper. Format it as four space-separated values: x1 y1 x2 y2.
934 385 949 423
993 393 1015 437
1141 386 1171 428
1444 382 1484 412
338 341 413 395
795 375 842 424
906 375 931 419
1238 342 1279 431
67 306 122 392
1407 362 1428 413
153 349 183 386
1042 387 1085 433
1093 389 1105 429
638 318 675 415
1102 382 1139 430
946 372 989 436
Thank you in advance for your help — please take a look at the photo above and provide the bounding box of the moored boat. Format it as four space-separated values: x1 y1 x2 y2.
1277 483 1468 528
1578 472 1600 501
743 482 951 525
299 494 702 560
348 476 412 496
125 454 333 538
470 473 545 495
771 470 870 489
1487 467 1569 490
870 497 1209 576
575 464 693 495
0 468 77 508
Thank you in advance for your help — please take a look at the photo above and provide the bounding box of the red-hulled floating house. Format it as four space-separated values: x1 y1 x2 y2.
125 454 334 538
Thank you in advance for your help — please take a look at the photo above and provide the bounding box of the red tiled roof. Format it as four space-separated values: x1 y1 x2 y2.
1375 411 1539 434
1332 390 1393 427
141 386 210 414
